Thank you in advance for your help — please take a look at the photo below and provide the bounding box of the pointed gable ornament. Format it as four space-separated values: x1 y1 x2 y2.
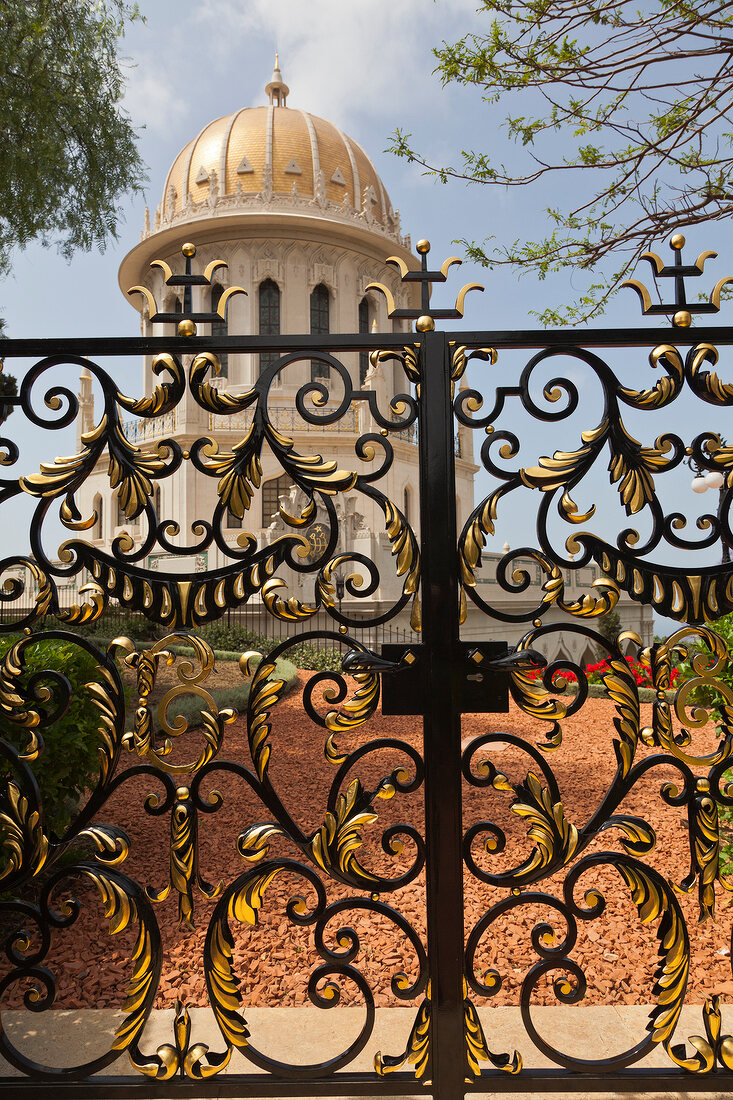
237 154 255 174
331 167 346 186
284 157 302 175
194 166 210 185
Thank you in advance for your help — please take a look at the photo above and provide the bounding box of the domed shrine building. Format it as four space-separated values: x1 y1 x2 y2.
73 60 652 661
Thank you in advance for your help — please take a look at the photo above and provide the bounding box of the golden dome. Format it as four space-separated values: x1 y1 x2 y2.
159 63 396 230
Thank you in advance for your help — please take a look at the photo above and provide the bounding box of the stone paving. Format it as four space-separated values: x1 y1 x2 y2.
2 1004 732 1098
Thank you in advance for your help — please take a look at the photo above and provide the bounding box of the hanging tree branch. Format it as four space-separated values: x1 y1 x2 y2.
391 0 733 323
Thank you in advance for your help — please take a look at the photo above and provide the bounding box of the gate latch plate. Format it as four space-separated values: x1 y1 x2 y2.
380 641 512 716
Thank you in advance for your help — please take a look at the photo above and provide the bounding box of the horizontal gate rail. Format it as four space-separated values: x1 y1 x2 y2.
3 324 733 358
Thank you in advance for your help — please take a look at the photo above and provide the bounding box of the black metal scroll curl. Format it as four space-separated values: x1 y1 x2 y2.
203 858 427 1079
7 343 421 632
465 853 688 1077
457 342 733 624
0 862 162 1079
235 632 425 893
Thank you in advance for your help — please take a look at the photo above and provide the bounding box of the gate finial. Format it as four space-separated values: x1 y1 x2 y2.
127 242 247 336
622 232 733 327
366 239 483 330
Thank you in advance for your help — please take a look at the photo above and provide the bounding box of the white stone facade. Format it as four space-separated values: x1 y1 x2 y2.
73 62 653 663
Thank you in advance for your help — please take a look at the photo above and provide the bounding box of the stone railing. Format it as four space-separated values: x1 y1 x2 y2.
208 406 359 434
123 410 177 443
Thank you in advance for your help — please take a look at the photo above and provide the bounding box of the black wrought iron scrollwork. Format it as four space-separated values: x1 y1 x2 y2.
457 336 733 625
0 629 426 1080
456 616 733 1079
4 231 733 1096
2 338 421 633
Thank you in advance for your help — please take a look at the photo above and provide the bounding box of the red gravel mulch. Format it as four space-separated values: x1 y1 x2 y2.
3 671 732 1015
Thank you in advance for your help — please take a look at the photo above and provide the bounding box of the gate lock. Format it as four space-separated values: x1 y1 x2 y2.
342 644 547 716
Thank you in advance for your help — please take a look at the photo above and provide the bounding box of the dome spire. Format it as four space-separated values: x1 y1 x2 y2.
265 54 289 107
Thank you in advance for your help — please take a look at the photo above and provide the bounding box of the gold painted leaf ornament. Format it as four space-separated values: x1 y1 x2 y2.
520 415 673 517
108 426 171 521
195 425 263 520
688 342 733 405
116 352 186 417
458 488 504 587
616 860 688 1047
129 999 233 1080
189 352 257 413
206 870 283 1050
22 413 169 522
217 449 263 519
375 978 521 1081
324 670 380 733
282 450 357 497
509 772 579 881
0 782 49 882
618 344 684 409
383 498 419 592
246 656 286 781
667 995 733 1073
607 428 673 516
20 442 94 500
310 778 382 884
79 872 161 1056
375 989 432 1079
520 433 598 493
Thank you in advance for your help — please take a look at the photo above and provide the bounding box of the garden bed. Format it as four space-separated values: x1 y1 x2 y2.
3 672 732 1017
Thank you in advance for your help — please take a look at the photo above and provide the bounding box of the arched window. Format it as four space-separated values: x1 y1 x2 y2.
116 493 125 528
153 484 161 518
211 285 228 378
310 284 330 380
358 297 370 384
262 474 294 528
259 279 280 375
93 494 103 540
403 486 411 525
167 296 182 338
226 509 242 529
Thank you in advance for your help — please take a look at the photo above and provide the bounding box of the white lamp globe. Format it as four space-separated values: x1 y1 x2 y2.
691 476 708 493
705 471 725 489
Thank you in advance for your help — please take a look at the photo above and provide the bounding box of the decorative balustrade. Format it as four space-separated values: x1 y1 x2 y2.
123 410 177 443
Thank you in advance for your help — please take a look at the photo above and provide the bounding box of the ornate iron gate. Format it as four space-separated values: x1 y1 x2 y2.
3 235 733 1096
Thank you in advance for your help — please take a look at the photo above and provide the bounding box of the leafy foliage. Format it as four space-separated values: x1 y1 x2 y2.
0 636 104 839
55 609 156 643
0 0 146 278
596 608 622 655
391 0 733 321
674 611 733 711
192 621 343 672
0 369 17 422
56 614 344 672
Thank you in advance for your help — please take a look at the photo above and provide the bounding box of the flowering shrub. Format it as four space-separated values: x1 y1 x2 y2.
526 654 680 689
586 656 679 688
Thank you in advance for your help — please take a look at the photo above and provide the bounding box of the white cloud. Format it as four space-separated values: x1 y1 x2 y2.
122 65 188 136
190 0 484 133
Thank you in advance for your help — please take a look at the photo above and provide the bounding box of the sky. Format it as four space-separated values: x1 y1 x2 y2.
7 0 712 338
2 0 732 632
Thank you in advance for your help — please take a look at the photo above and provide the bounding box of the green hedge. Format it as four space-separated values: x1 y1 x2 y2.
161 653 299 727
51 615 345 672
0 636 104 840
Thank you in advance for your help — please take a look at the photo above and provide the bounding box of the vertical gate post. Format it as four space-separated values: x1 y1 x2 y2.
418 330 466 1097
